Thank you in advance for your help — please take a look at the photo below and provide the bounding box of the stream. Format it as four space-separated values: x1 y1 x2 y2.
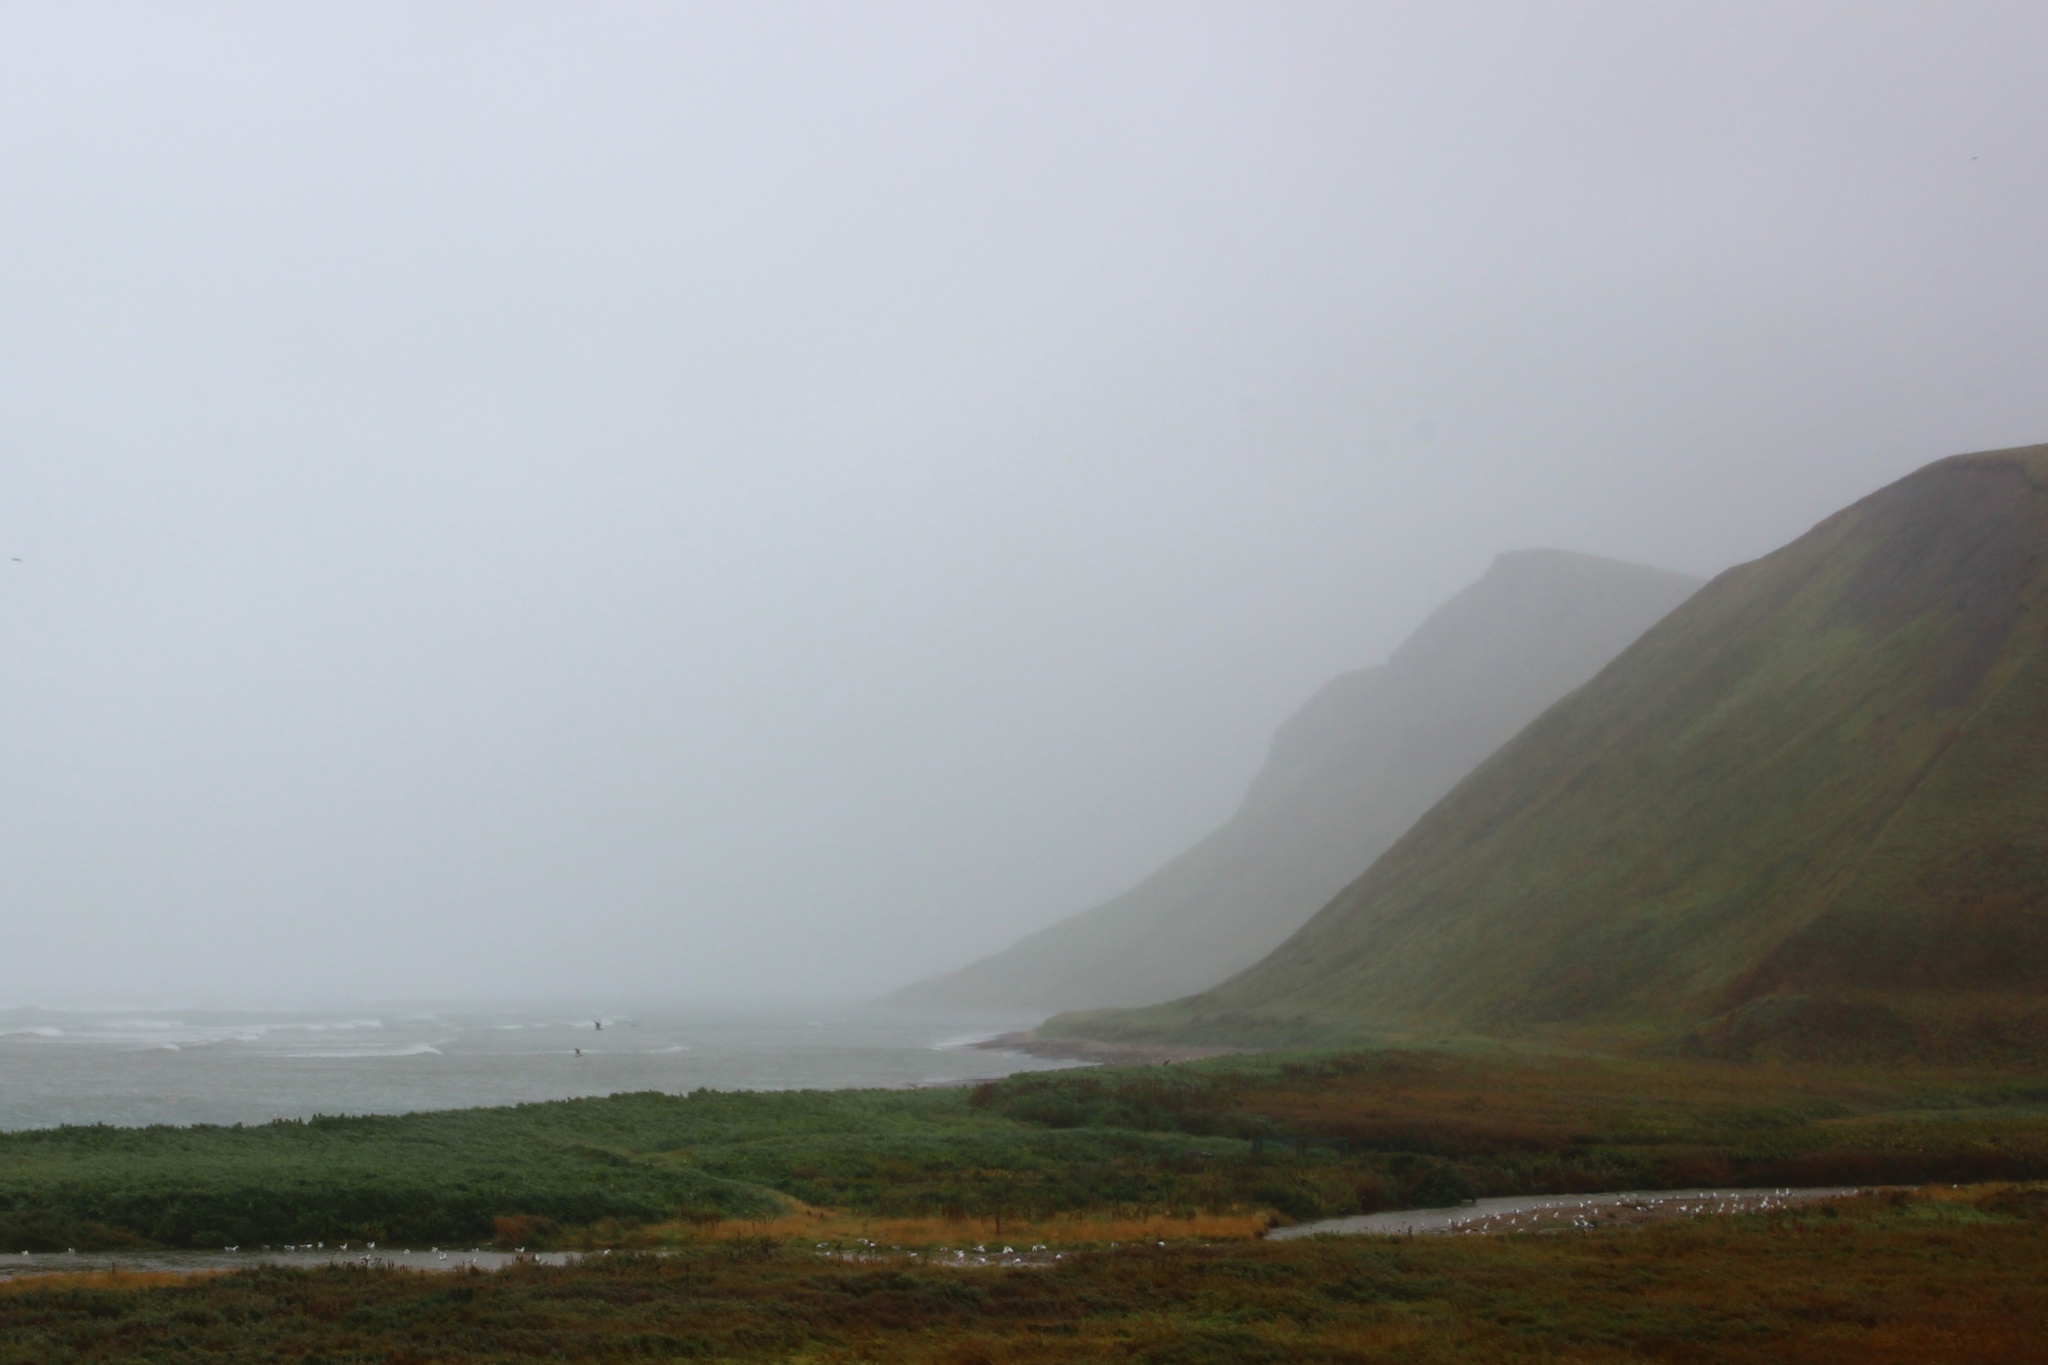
0 1187 1867 1280
1269 1186 1861 1238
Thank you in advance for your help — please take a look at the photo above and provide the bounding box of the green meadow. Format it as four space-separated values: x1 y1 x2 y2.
6 1049 2048 1253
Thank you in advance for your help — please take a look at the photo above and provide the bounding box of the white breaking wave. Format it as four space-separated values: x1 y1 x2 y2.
292 1043 442 1059
254 1019 385 1034
0 1005 1085 1130
930 1032 1003 1051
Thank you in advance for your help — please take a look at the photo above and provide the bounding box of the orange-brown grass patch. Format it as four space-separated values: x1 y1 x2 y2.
636 1203 1270 1249
0 1269 196 1295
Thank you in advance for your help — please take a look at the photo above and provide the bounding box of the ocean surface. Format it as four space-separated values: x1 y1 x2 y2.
0 1005 1076 1131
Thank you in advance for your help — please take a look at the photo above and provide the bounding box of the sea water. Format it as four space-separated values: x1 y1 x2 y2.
0 1005 1073 1130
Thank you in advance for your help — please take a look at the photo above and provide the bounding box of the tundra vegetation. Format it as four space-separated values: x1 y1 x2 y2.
4 1050 2048 1254
3 1183 2047 1362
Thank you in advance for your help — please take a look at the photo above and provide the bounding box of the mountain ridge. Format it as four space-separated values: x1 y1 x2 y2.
887 548 1700 1012
1045 443 2048 1060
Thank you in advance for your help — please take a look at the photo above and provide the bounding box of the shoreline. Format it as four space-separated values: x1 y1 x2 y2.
974 1030 1261 1066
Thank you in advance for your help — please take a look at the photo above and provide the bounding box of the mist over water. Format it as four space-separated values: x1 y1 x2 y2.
0 5 2044 1015
0 1005 1072 1129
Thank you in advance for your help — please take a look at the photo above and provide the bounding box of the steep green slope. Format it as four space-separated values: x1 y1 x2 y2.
887 551 1698 1011
1053 444 2048 1059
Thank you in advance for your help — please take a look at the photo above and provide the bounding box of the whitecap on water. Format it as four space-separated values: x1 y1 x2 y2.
0 1006 1076 1128
292 1042 444 1059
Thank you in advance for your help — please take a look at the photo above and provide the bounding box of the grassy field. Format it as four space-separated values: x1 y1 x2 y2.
0 1086 1236 1253
6 1048 2048 1252
2 1184 2044 1362
977 1049 2048 1200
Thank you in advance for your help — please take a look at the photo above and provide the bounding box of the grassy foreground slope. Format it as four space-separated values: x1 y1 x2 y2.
890 550 1697 1011
8 1187 2048 1364
1051 444 2048 1057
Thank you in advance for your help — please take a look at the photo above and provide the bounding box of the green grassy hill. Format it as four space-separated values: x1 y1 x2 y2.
887 550 1697 1011
1049 444 2048 1060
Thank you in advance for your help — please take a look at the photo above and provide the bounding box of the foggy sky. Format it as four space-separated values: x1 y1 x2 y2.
1 2 2044 1007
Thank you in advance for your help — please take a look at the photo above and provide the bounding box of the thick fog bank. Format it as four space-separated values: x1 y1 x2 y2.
1 4 2044 1006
